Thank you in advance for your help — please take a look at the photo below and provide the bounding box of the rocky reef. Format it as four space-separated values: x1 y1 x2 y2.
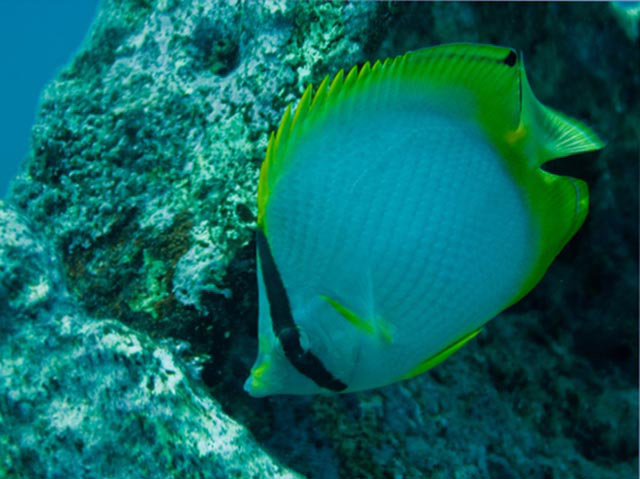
0 204 301 478
2 1 637 478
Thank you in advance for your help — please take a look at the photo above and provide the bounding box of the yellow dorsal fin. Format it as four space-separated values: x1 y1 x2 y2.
402 328 483 380
406 43 523 131
257 43 527 231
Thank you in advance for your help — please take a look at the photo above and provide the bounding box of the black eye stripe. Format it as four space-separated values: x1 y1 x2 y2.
256 229 347 392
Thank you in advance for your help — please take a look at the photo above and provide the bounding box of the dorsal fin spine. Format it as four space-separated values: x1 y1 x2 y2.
357 62 372 92
290 84 313 134
328 70 344 99
257 131 276 229
310 76 330 110
370 60 384 102
344 65 359 92
274 105 292 158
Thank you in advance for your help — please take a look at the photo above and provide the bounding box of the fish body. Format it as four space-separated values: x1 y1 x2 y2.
245 44 604 397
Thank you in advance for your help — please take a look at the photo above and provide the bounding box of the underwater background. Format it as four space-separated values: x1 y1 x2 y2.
0 1 637 478
0 0 99 197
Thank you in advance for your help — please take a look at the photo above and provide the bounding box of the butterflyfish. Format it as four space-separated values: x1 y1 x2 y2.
244 43 604 397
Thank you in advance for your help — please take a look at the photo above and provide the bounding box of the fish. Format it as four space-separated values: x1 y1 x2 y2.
244 43 604 397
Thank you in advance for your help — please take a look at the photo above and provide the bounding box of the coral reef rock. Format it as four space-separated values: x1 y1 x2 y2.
0 203 301 479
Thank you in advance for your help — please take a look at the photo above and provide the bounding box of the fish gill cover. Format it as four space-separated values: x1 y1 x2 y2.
0 1 638 479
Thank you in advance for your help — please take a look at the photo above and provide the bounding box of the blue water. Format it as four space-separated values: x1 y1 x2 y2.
0 0 99 198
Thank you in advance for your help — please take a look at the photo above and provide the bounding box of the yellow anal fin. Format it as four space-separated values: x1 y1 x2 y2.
321 295 393 344
402 328 483 380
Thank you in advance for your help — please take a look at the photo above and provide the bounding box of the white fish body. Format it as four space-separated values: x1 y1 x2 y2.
245 44 604 397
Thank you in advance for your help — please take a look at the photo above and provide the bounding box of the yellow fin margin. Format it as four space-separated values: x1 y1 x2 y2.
401 328 482 380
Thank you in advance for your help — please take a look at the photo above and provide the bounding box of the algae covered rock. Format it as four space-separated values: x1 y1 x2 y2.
3 1 638 478
0 203 301 479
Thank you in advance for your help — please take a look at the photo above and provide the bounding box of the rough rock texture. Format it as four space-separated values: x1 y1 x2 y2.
4 1 638 478
0 204 301 478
